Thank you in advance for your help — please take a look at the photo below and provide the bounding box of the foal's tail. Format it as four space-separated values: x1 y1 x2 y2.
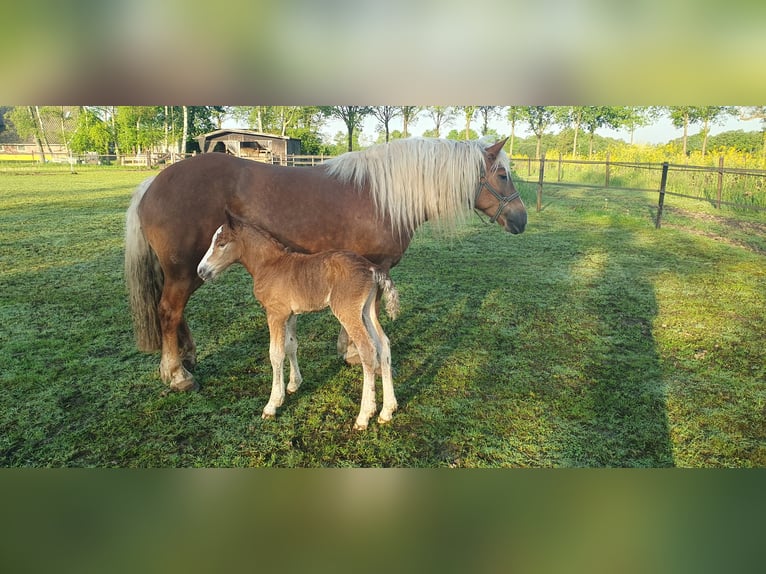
124 176 163 352
372 269 400 320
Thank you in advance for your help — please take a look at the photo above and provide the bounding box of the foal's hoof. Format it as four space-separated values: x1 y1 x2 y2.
353 422 368 431
262 412 276 421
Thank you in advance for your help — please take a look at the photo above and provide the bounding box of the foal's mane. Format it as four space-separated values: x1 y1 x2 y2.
228 209 291 253
323 137 510 233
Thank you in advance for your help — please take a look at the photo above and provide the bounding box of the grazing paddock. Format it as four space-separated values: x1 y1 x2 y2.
1 168 764 466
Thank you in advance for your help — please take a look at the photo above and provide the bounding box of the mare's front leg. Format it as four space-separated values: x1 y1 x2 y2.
285 314 303 394
262 310 289 419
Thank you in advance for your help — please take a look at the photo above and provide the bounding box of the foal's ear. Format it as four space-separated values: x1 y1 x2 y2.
485 137 508 160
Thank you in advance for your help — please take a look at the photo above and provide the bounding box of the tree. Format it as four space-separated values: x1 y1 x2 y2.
477 106 503 136
695 106 735 156
7 107 46 161
520 106 556 159
320 106 373 151
667 106 703 156
398 106 421 138
578 106 630 157
739 106 766 163
181 106 189 154
621 106 660 145
424 106 454 138
70 107 111 154
371 106 401 142
446 128 479 141
457 106 478 140
553 107 585 157
506 106 524 157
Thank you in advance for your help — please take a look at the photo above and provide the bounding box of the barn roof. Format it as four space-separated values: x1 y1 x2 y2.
198 129 297 141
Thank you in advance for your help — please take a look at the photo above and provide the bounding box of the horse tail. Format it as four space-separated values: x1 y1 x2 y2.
124 176 163 352
373 269 400 320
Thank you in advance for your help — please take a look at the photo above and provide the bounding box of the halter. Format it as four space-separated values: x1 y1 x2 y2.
473 164 521 224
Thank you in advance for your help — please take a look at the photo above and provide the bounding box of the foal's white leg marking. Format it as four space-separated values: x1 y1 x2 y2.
285 314 303 394
368 303 396 423
350 313 379 430
262 313 288 419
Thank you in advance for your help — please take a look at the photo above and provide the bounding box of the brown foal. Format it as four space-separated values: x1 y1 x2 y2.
197 211 399 430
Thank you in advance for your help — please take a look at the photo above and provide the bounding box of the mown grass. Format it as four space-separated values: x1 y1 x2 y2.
1 167 764 467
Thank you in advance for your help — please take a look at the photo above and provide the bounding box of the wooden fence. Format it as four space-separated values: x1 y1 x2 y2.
511 154 766 227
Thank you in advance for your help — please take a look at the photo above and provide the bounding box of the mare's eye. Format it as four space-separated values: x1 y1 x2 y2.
498 173 508 181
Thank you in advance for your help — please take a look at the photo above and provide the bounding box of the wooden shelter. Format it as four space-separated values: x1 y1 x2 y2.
196 129 301 163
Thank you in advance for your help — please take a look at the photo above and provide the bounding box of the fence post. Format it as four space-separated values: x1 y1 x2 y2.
558 152 563 182
605 152 611 188
717 156 724 209
656 161 669 229
537 153 545 213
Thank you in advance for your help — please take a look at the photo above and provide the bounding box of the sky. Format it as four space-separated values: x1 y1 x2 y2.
318 110 763 147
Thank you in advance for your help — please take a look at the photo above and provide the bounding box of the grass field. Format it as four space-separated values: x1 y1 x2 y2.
1 166 764 467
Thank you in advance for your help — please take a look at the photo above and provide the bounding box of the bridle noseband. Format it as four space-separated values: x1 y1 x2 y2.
474 164 521 224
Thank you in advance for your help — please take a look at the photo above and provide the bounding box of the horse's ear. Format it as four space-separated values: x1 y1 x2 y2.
224 207 242 231
485 137 508 160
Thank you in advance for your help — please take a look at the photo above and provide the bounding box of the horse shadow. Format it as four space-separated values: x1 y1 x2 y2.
389 217 675 467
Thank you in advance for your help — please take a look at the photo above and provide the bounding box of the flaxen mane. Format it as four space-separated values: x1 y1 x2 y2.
323 137 510 233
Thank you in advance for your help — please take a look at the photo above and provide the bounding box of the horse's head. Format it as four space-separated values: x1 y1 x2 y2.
475 138 527 234
197 213 243 281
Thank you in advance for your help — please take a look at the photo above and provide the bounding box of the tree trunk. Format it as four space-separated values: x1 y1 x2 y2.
256 107 263 132
111 106 121 159
34 106 53 155
59 106 70 156
701 118 710 157
572 124 579 157
182 106 189 155
27 106 45 162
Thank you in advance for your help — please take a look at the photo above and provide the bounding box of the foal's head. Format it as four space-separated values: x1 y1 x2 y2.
197 218 242 282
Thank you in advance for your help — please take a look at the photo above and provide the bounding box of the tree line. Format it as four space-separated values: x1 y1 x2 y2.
2 105 764 161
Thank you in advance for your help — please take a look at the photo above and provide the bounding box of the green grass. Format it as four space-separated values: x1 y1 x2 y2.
1 169 764 466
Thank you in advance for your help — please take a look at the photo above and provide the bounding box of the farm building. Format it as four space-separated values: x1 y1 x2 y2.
196 129 301 163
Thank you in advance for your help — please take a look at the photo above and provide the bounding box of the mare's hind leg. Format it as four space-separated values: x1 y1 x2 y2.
178 317 197 371
285 314 303 394
337 326 357 364
158 279 198 392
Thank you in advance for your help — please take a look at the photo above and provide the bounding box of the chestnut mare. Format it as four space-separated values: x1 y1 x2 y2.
125 137 526 391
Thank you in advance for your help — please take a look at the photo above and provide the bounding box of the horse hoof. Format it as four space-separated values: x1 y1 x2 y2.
170 378 199 392
262 413 276 420
353 422 368 431
377 415 392 425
